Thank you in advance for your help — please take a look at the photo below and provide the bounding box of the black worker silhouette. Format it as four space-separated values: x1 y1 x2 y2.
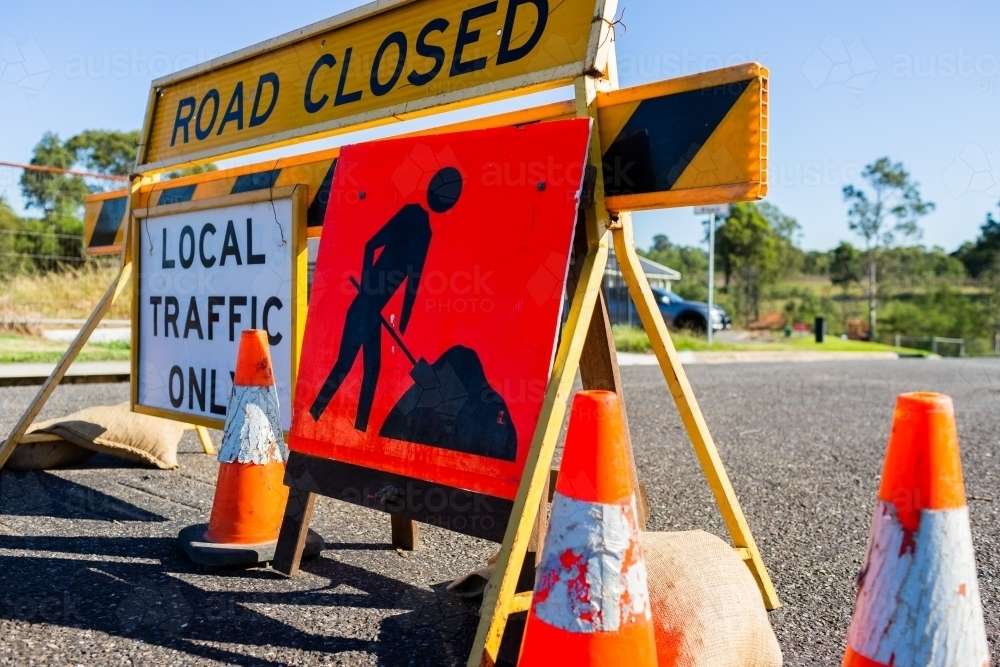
309 175 440 429
309 167 517 462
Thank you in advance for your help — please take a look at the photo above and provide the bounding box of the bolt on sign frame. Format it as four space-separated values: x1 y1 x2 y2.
0 0 779 662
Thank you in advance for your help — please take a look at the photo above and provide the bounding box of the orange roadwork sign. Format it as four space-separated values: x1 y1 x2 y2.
289 119 592 500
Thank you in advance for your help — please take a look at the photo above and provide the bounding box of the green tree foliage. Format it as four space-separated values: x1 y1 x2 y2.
758 201 804 274
843 157 935 337
879 246 966 289
635 208 989 342
953 201 1000 278
0 197 26 274
19 133 91 222
782 290 835 328
880 283 992 340
801 250 830 276
714 202 800 324
0 197 83 274
804 242 963 286
13 129 146 273
20 129 141 220
65 129 139 177
829 241 862 289
640 234 708 300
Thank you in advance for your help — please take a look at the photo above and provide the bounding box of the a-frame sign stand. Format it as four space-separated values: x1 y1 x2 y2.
0 2 779 665
460 74 779 667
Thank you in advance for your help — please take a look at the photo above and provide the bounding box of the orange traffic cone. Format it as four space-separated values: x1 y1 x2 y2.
519 390 657 666
180 330 322 567
843 392 990 667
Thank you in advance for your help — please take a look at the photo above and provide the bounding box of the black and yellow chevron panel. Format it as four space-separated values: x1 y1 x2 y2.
83 150 339 254
83 191 130 254
84 64 767 252
597 63 768 212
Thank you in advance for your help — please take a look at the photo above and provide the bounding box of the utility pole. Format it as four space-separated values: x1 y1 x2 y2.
695 205 730 345
868 246 877 340
707 212 716 345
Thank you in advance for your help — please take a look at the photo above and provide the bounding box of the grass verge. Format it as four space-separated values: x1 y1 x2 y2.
0 334 131 364
611 326 930 357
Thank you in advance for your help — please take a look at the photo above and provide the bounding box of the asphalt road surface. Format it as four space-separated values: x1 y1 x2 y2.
1 358 998 666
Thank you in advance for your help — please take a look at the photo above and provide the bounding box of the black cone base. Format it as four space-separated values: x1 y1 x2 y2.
178 523 324 568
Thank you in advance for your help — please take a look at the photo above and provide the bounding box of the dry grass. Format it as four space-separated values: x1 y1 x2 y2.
0 261 130 322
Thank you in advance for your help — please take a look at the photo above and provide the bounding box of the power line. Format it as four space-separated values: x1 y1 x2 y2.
0 160 129 181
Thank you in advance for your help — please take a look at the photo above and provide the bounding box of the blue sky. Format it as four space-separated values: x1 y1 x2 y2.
1 0 998 252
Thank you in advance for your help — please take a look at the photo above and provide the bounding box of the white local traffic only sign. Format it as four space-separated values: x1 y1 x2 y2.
137 198 294 430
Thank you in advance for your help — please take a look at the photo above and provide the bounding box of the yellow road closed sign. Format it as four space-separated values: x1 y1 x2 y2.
140 0 612 172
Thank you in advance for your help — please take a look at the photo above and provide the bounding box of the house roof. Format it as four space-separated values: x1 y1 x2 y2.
637 255 681 281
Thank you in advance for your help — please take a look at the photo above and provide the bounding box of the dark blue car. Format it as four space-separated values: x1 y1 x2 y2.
632 287 732 334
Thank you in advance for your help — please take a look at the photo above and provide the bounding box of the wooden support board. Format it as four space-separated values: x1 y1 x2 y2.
0 177 139 470
566 209 649 527
273 486 318 577
282 453 515 543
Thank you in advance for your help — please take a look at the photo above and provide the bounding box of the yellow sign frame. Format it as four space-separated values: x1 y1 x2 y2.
87 62 770 252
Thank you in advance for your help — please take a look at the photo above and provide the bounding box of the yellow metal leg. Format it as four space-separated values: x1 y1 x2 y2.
194 425 216 456
611 219 780 610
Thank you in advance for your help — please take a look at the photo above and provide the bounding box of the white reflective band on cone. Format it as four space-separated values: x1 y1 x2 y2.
847 500 990 667
218 385 286 465
532 492 650 633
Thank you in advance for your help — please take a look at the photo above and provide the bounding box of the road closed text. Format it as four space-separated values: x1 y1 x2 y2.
143 0 596 167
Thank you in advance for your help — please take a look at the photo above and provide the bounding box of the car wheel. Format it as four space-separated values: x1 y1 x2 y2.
674 312 706 334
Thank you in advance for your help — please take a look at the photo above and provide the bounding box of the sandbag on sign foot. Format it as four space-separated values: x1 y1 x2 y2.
643 530 782 667
7 402 184 471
